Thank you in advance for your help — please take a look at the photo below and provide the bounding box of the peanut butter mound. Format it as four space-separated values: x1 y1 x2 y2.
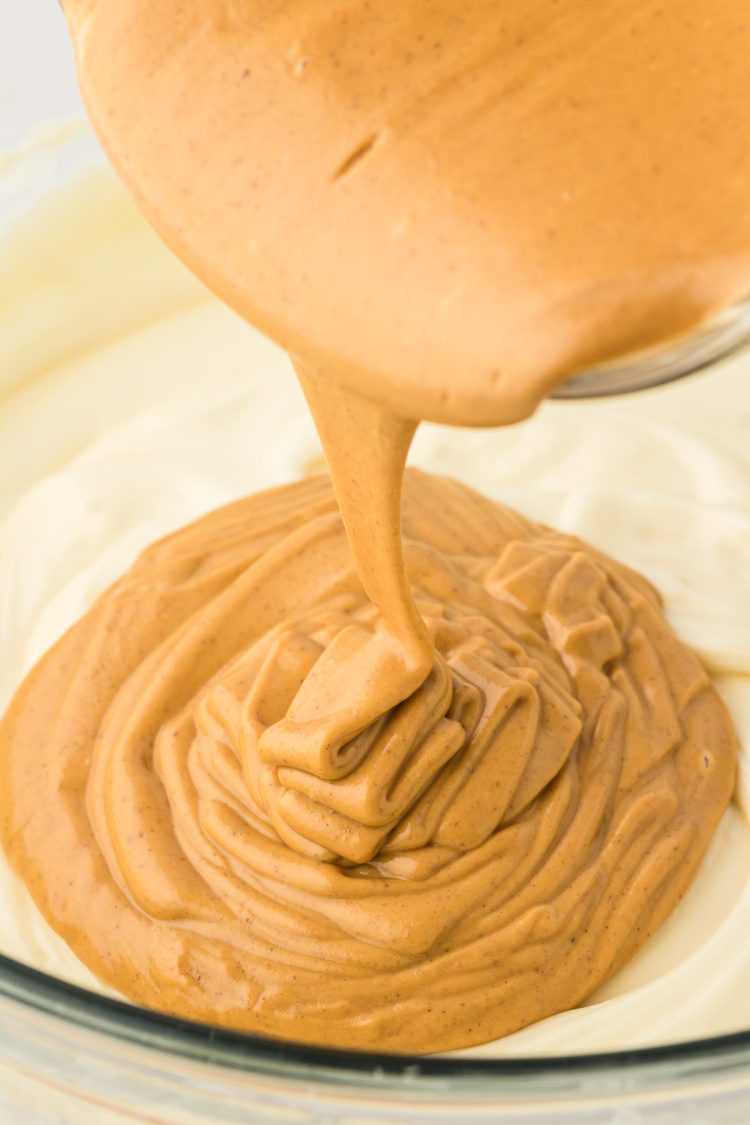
1 472 735 1052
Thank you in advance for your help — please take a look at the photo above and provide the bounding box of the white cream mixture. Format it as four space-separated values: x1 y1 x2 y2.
0 142 748 1056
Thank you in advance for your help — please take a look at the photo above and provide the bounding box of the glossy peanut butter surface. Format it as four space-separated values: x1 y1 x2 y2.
0 1 746 1051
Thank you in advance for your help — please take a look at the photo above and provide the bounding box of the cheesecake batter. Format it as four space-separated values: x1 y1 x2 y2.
2 1 750 1051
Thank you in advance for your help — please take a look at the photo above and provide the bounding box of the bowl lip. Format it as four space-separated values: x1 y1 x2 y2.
553 296 750 399
1 951 749 1086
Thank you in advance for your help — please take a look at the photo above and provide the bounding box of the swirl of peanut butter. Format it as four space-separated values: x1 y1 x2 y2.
0 471 736 1051
0 0 746 1053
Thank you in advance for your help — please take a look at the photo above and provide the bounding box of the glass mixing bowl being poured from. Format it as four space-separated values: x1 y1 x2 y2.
556 295 750 398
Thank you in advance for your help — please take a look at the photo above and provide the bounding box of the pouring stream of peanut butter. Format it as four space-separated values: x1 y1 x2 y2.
0 1 747 1051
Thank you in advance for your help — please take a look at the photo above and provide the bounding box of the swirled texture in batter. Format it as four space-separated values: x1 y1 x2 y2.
0 471 735 1052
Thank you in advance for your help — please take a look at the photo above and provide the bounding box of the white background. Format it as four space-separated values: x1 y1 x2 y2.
1 0 84 152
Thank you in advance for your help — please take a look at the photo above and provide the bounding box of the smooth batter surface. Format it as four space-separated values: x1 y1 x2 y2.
0 159 749 1054
2 2 750 1051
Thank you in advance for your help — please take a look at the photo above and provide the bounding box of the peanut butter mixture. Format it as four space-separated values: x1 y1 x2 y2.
0 471 737 1050
1 1 748 1052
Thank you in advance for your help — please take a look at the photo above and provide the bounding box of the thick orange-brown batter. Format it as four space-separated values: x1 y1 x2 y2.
0 0 747 1052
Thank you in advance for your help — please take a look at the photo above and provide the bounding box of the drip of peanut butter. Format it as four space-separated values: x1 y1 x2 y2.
0 1 746 1052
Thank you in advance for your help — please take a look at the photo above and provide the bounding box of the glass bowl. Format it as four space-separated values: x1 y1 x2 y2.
1 952 749 1124
556 298 750 399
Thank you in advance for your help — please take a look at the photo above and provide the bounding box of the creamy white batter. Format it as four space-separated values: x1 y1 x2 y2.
0 141 748 1056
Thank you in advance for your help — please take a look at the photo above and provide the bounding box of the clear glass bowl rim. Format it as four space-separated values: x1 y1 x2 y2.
1 951 749 1091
